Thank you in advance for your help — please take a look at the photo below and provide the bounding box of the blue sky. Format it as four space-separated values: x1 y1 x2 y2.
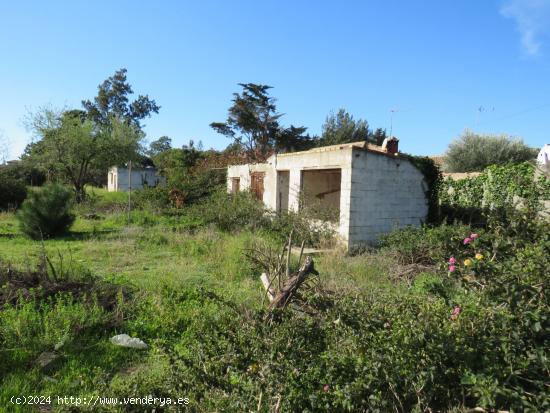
1 0 549 159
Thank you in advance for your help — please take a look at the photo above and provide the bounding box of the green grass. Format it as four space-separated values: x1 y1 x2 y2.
85 186 128 204
0 213 263 301
0 201 401 412
6 188 543 411
0 205 395 300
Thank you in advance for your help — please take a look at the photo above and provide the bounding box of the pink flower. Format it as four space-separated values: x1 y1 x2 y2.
448 257 456 264
470 233 479 239
449 265 456 273
463 237 472 245
323 384 330 392
451 306 461 320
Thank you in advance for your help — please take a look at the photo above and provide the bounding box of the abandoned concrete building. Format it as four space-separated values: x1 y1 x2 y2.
107 165 166 192
227 139 429 250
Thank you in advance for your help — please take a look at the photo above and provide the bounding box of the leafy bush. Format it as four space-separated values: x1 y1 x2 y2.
116 272 548 411
376 207 550 410
132 186 170 211
78 186 128 214
0 160 46 186
379 223 475 265
404 154 443 224
189 190 268 232
440 162 550 210
189 190 336 247
0 177 27 211
444 130 538 172
267 209 337 247
17 184 75 239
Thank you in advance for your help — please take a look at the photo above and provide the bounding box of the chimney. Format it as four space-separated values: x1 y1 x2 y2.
382 137 399 155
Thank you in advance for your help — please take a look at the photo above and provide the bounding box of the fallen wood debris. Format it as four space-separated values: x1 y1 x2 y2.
251 232 320 319
269 255 318 310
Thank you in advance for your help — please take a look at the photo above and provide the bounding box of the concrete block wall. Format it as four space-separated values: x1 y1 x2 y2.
348 150 428 247
275 148 353 242
225 146 428 250
226 148 354 244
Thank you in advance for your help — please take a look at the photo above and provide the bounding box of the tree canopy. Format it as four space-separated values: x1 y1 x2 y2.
82 68 160 128
148 136 173 157
318 109 386 146
443 130 538 172
210 83 313 161
23 69 157 201
151 140 204 184
24 108 142 201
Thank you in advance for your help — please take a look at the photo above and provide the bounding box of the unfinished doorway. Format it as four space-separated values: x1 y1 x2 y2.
301 169 341 220
277 171 290 213
231 177 240 194
250 172 265 201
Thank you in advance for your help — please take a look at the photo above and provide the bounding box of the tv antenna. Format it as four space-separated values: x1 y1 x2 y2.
389 108 400 137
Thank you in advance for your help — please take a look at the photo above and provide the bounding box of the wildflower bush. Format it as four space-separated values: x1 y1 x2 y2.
377 205 549 410
379 223 477 265
433 211 548 410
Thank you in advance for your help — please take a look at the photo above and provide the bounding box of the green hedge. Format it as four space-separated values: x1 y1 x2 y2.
439 162 550 212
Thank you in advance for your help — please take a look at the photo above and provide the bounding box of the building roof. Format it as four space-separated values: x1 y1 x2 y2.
274 140 393 158
110 165 158 171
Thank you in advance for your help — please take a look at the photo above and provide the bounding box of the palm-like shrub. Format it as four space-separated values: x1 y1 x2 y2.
17 184 75 239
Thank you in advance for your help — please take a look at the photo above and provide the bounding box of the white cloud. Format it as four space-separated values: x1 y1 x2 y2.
500 0 550 56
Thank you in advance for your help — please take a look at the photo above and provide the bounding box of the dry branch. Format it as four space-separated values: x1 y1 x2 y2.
270 255 318 310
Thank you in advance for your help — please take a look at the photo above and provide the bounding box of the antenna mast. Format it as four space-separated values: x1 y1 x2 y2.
389 108 400 137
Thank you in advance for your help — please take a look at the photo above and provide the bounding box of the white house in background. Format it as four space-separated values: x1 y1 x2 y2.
107 165 166 192
537 144 550 169
227 138 430 250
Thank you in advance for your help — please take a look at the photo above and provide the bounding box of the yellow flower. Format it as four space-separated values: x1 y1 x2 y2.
247 363 259 373
464 259 473 267
475 253 484 260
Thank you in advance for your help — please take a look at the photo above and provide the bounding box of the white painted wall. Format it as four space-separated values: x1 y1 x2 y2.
537 144 550 168
107 166 166 192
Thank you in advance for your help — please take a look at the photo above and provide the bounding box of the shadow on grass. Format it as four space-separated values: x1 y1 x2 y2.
58 230 116 241
0 229 117 242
